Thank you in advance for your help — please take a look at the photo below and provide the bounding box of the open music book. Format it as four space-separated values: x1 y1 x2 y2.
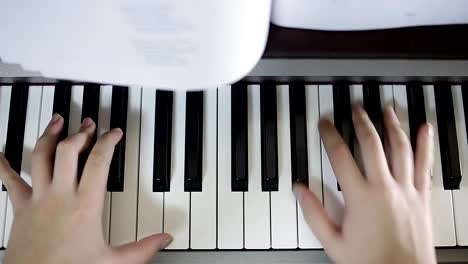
1 0 467 89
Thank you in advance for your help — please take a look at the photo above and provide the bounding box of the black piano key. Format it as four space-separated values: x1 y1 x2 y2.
78 84 100 181
333 82 354 191
52 82 72 142
184 91 204 192
4 83 29 191
462 83 468 142
260 82 278 192
289 82 308 188
406 83 427 152
153 90 173 192
434 84 462 190
108 86 128 192
231 82 248 192
363 82 384 142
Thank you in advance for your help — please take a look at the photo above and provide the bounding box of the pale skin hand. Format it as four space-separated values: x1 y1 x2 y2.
0 115 172 264
0 105 435 264
294 106 437 264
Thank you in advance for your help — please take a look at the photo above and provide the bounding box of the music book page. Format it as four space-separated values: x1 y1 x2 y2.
0 0 271 89
272 0 468 30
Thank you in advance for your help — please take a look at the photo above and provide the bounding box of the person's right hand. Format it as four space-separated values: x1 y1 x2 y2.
294 106 437 264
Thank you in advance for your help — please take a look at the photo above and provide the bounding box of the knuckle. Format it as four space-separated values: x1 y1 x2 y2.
57 135 81 153
363 129 380 147
392 129 410 150
329 142 349 158
87 150 109 167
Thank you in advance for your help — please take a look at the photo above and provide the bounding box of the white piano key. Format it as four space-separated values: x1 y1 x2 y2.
350 84 365 172
190 89 217 249
393 85 410 138
39 85 55 134
298 84 322 249
271 85 297 249
137 88 164 240
423 85 456 247
244 85 270 249
380 84 394 108
98 85 112 243
217 85 244 249
110 86 141 246
21 86 42 186
319 85 344 226
5 86 42 247
451 85 468 246
164 91 189 249
69 85 84 134
0 85 12 247
350 84 363 104
380 84 394 161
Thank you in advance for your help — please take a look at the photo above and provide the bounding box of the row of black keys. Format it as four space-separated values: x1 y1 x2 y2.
233 82 466 192
2 82 467 193
3 83 128 192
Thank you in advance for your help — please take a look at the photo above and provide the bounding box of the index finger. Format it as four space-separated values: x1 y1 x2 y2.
319 119 366 199
78 128 122 204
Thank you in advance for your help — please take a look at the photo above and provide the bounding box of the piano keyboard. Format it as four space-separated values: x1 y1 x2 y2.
0 82 467 250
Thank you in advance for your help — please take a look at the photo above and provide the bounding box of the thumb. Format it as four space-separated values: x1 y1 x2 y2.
0 153 31 207
293 183 341 249
114 233 173 264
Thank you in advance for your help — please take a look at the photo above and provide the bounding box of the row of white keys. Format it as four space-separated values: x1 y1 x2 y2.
217 85 244 249
271 85 297 249
138 88 164 240
244 85 270 249
298 84 322 249
110 86 141 246
319 85 343 226
451 85 468 246
99 85 112 243
164 91 190 249
0 85 12 247
4 86 43 247
190 89 217 249
423 85 456 246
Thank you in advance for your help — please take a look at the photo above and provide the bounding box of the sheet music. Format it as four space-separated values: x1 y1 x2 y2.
0 0 271 89
272 0 468 30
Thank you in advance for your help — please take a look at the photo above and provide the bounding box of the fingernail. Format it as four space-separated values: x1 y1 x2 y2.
81 118 93 129
161 235 173 249
426 123 433 137
51 114 61 125
352 104 362 113
110 128 123 136
292 183 303 201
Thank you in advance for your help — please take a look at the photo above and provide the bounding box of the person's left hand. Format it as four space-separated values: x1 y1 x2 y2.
0 114 172 264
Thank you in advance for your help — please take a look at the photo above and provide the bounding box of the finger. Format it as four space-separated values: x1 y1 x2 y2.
78 128 122 203
0 153 31 208
31 114 63 197
294 183 341 250
414 123 434 194
383 128 393 174
52 118 96 192
114 233 172 264
383 107 414 185
352 105 392 186
319 119 366 197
